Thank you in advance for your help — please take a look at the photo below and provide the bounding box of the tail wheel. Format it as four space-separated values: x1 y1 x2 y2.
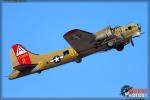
116 44 124 51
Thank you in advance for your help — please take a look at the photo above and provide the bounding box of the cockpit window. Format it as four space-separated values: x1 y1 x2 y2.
63 50 69 56
128 26 132 30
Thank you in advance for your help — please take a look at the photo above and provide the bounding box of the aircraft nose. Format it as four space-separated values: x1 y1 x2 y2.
132 24 141 38
137 24 141 32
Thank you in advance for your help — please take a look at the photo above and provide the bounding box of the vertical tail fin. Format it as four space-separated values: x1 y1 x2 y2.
10 44 38 69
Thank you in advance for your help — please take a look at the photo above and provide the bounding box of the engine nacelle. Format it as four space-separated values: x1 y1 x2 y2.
95 28 113 41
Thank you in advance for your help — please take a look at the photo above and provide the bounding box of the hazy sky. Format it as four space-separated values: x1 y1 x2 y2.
2 2 148 98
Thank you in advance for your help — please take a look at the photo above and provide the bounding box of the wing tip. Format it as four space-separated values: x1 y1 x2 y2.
63 29 80 37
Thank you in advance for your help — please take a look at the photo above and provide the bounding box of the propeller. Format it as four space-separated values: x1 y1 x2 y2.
138 24 141 32
106 24 115 37
120 33 125 40
108 24 113 33
130 38 134 47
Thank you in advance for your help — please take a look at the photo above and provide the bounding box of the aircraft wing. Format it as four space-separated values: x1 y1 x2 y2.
63 29 95 55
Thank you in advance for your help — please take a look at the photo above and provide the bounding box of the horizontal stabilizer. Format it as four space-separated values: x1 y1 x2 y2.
13 64 37 71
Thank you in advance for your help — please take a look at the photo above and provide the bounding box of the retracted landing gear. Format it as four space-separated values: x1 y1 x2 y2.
107 41 124 51
116 44 124 51
75 58 82 63
37 71 42 74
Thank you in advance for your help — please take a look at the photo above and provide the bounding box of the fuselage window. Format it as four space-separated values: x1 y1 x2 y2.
63 50 69 56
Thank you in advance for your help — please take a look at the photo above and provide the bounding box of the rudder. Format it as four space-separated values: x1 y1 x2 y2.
10 44 36 69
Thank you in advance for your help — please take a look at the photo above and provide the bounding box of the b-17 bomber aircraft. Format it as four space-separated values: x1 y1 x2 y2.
9 24 142 80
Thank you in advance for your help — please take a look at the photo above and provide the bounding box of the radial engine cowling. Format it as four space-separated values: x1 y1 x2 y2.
95 28 113 41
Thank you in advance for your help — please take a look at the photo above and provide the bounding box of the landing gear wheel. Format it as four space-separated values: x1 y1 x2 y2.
75 59 82 63
116 45 124 51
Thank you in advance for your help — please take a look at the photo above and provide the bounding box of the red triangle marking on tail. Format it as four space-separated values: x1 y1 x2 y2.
11 44 32 65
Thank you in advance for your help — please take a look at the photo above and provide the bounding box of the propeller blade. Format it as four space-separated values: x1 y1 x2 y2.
108 24 114 33
138 26 141 32
131 39 134 47
109 24 111 29
121 33 125 40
